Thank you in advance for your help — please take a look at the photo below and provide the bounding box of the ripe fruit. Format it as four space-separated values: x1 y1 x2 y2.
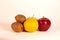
38 17 51 31
11 22 23 32
15 14 26 23
24 17 38 32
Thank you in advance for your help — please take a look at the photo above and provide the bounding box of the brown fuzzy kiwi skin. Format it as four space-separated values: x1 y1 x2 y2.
15 14 26 23
11 22 23 32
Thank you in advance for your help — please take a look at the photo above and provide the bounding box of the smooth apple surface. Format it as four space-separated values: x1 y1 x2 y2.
38 17 51 31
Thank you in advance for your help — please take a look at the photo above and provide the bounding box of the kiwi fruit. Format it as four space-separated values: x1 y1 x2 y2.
11 22 23 32
15 14 26 23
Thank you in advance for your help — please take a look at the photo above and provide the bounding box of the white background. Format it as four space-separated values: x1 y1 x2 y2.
0 0 60 40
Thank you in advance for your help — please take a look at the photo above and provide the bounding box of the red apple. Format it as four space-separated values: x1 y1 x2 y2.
38 17 51 31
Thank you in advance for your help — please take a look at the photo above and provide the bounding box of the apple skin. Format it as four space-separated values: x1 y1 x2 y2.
38 17 51 31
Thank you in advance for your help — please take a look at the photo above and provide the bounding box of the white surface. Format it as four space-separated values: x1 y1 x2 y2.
0 0 60 40
0 29 60 40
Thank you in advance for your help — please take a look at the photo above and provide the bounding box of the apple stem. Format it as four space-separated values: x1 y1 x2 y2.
43 16 45 18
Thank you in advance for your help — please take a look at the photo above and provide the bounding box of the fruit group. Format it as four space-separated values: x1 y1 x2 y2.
11 14 52 32
24 17 38 32
11 22 23 32
15 14 26 23
38 17 51 31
